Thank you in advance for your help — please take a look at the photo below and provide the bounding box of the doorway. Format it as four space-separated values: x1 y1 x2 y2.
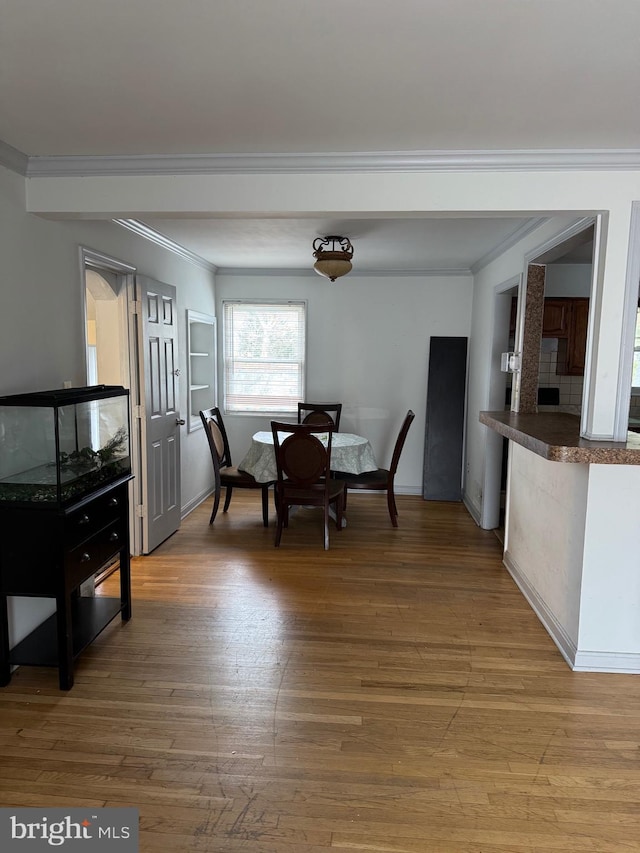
81 249 142 557
480 277 520 533
481 220 596 540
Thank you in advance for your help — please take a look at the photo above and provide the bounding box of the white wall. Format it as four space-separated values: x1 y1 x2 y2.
545 263 592 297
0 165 216 646
216 271 473 494
578 464 640 666
504 444 588 654
1 166 216 509
500 445 640 672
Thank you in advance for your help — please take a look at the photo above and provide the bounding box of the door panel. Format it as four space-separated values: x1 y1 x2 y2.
138 276 181 553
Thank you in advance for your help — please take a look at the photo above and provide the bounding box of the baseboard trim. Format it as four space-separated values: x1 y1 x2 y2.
181 487 213 519
572 650 640 673
462 493 481 526
503 550 578 668
503 551 640 673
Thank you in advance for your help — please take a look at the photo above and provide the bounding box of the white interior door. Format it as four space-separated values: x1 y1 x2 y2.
137 275 182 553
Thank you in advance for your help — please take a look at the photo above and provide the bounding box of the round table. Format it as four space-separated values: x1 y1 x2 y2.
239 430 378 484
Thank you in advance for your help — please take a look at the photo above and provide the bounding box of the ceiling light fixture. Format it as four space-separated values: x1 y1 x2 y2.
312 236 354 282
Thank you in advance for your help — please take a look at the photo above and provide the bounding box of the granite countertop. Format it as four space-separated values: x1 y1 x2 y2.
479 411 640 464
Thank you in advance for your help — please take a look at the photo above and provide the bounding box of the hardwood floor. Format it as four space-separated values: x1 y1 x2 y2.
2 492 640 851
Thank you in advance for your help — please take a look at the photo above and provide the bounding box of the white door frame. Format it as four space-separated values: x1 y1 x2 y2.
79 247 143 556
481 216 601 530
480 275 522 530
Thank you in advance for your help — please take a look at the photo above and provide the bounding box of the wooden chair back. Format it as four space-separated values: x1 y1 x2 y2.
297 402 342 430
199 406 232 469
270 421 345 548
389 410 416 476
271 422 334 488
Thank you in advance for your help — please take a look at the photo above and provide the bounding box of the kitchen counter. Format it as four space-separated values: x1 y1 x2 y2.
480 411 640 464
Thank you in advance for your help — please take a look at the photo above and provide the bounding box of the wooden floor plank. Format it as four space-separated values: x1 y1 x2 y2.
1 493 640 851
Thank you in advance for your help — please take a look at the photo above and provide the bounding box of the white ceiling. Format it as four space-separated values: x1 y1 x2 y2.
1 0 633 269
135 215 537 273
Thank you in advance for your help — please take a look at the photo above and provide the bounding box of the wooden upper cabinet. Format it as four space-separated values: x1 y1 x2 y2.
566 298 589 375
545 297 589 376
542 299 571 337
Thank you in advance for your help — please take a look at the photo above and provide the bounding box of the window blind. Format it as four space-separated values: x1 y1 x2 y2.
223 301 306 413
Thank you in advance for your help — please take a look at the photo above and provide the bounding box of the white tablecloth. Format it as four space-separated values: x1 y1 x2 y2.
239 431 378 484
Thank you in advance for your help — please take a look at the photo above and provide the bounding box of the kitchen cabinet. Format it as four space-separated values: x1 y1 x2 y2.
542 299 571 337
511 296 590 375
544 297 589 376
563 298 589 375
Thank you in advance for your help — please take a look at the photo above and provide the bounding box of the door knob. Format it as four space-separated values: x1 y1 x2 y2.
176 418 186 426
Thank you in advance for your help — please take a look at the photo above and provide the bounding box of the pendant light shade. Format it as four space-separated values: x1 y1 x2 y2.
312 236 354 282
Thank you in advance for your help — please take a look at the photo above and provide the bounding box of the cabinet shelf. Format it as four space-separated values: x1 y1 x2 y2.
187 310 217 432
0 477 132 690
9 596 124 667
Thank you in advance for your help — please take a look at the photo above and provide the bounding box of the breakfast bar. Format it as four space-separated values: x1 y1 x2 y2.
480 410 640 673
479 410 640 464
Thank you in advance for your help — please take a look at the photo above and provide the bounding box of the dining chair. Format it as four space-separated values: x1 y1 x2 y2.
271 421 347 550
297 401 342 430
199 407 273 527
339 410 415 527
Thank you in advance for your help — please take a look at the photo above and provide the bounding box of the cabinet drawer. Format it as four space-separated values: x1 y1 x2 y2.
66 521 124 589
65 487 126 549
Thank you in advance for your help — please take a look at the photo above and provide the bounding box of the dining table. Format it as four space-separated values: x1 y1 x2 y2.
238 429 379 484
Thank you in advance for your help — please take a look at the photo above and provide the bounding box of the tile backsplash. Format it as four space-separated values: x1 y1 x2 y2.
507 337 640 420
538 338 583 410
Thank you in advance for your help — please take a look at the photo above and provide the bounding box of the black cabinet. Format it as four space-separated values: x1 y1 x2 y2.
0 475 132 690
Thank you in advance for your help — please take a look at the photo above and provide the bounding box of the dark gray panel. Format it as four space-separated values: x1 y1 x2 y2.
423 337 467 501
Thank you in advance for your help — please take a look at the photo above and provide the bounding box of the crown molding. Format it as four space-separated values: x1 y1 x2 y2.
0 139 29 175
216 267 472 278
471 217 549 273
21 148 640 178
113 219 217 273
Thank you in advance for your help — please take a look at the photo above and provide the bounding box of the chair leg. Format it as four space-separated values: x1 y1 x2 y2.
323 505 329 550
209 487 221 525
335 488 345 531
387 487 399 527
261 486 269 527
274 505 284 547
223 485 232 512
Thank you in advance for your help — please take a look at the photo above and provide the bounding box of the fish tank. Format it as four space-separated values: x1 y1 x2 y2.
0 385 131 506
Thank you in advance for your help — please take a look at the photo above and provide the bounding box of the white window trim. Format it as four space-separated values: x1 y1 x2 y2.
632 304 640 394
222 299 307 416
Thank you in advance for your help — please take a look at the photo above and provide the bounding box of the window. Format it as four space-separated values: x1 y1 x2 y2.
633 306 640 391
223 301 306 414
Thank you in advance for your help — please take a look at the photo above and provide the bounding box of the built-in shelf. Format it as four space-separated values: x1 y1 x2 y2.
187 310 217 432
